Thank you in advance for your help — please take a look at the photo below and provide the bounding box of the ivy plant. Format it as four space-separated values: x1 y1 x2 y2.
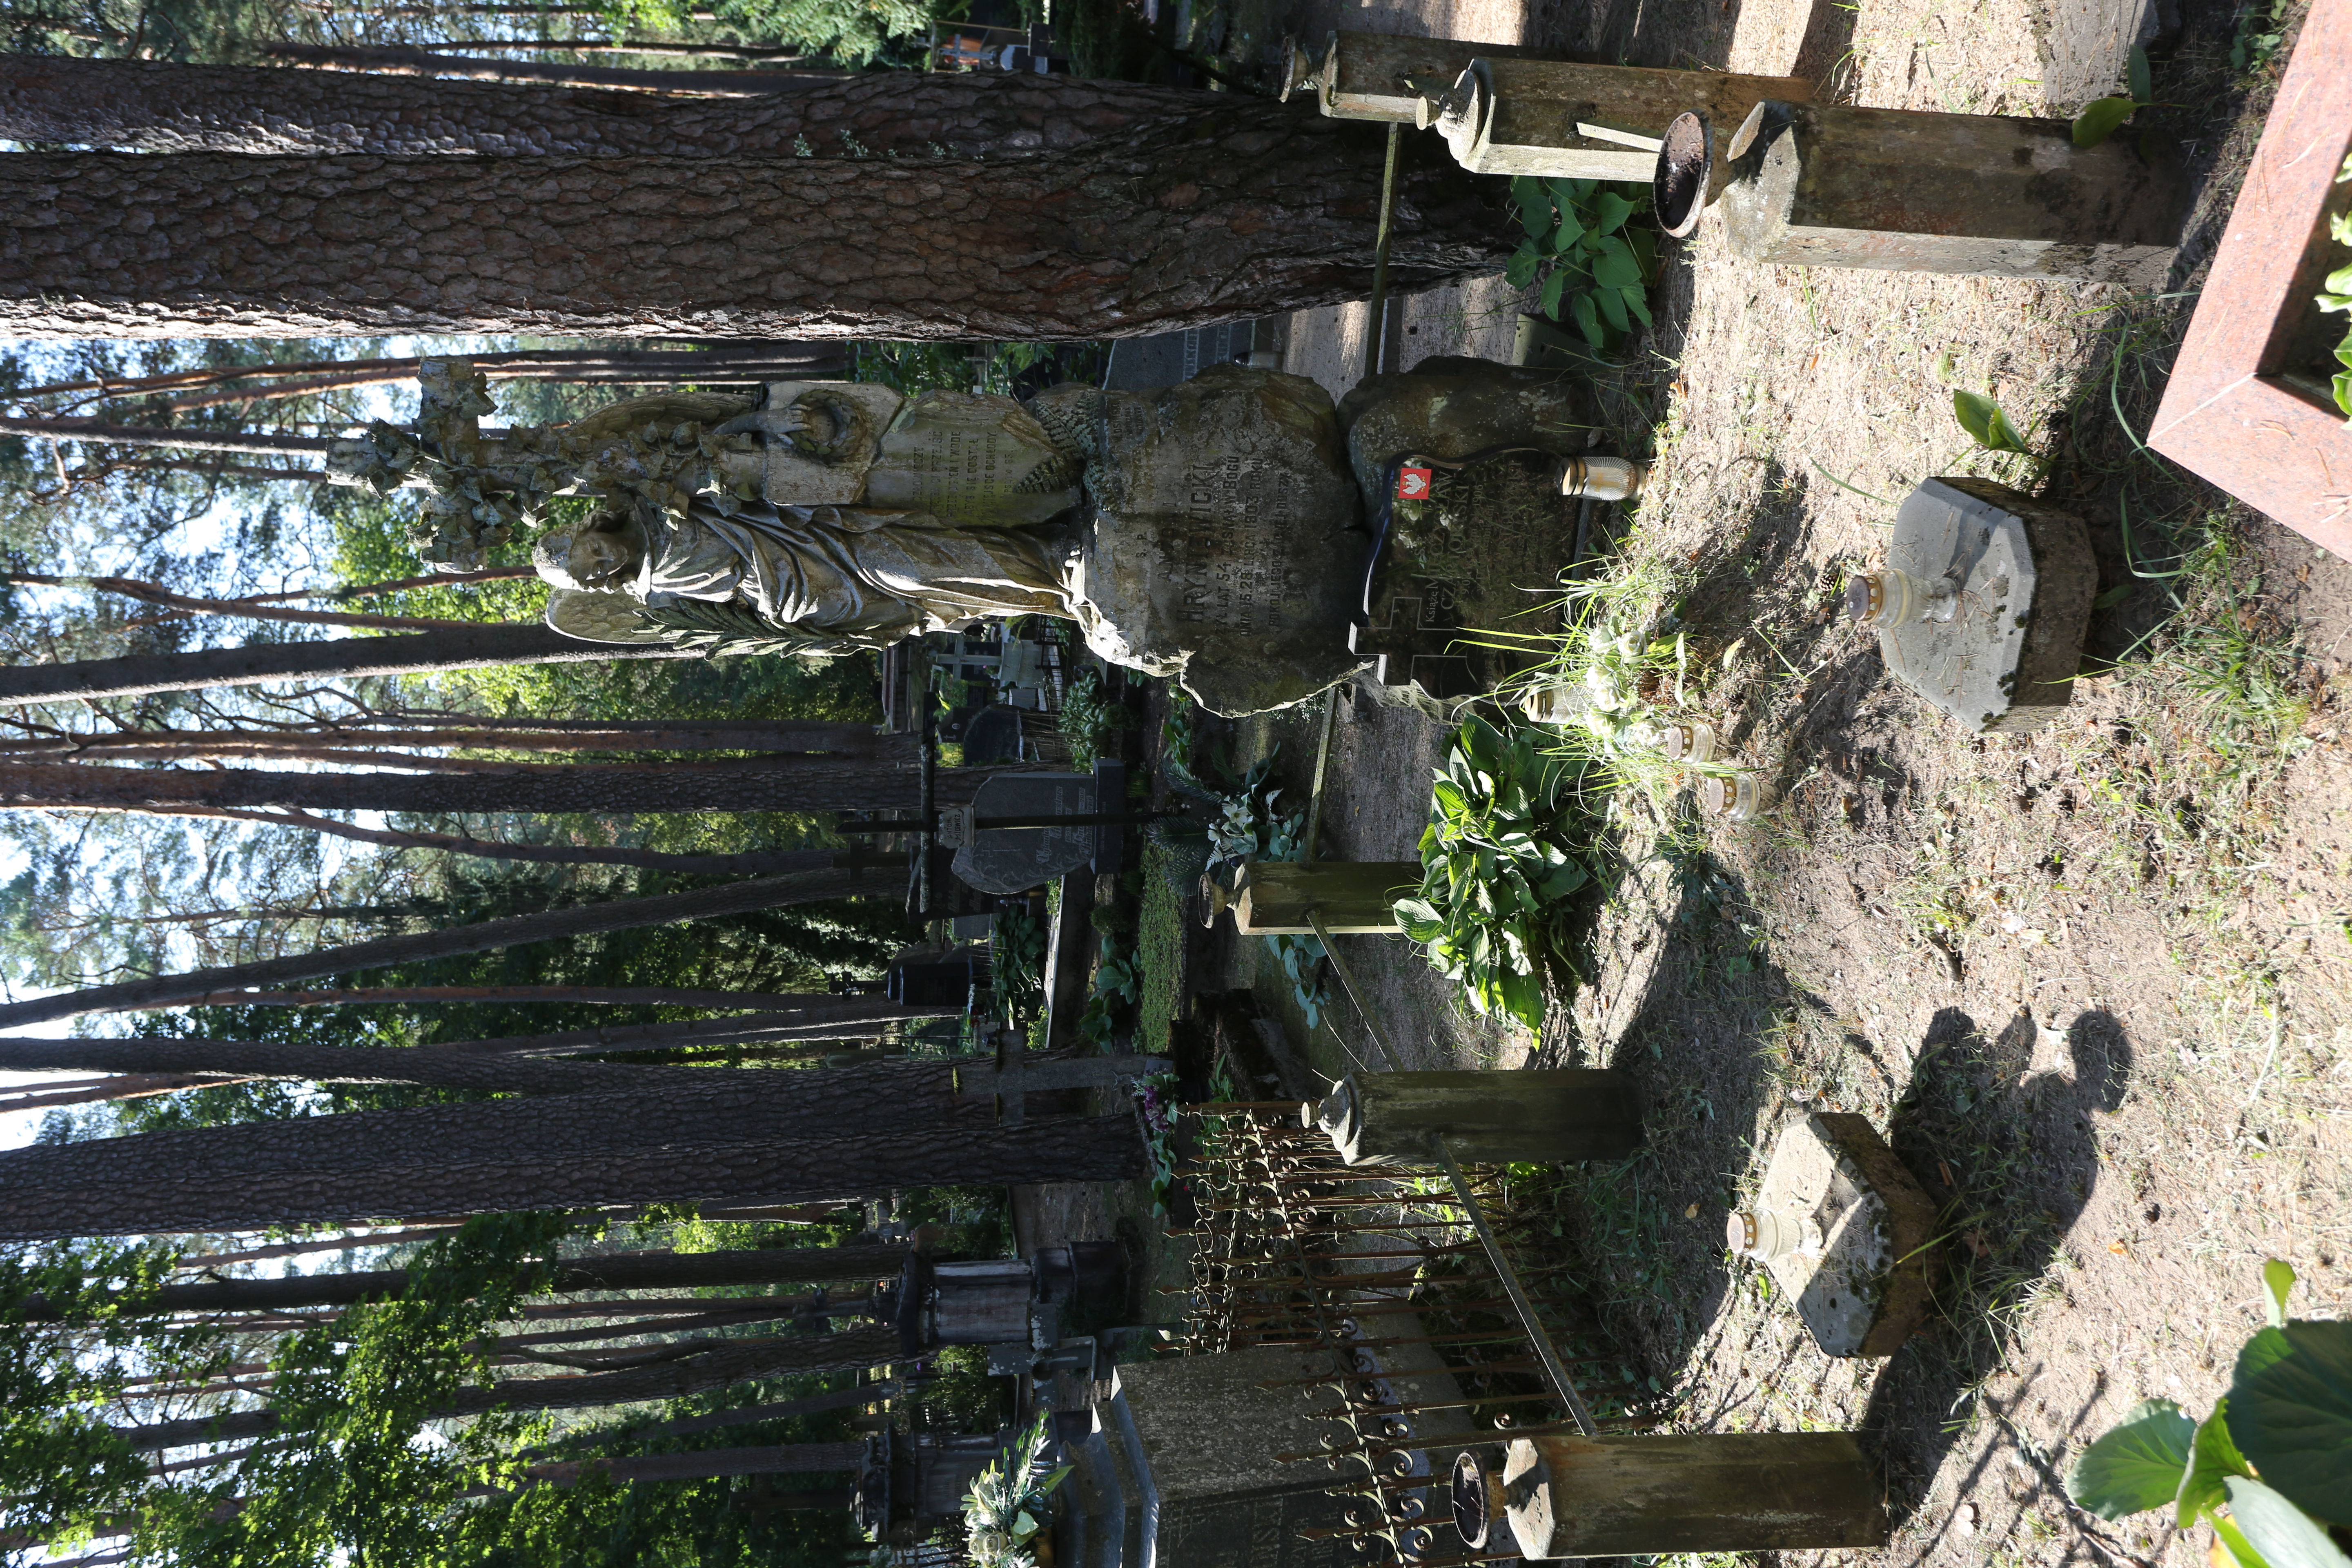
1392 715 1591 1031
1505 176 1658 350
2064 1261 2352 1568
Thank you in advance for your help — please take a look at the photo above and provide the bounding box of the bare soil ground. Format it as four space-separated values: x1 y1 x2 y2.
1161 0 2352 1562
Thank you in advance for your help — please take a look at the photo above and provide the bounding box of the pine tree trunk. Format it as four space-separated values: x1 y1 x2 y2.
0 112 1506 341
0 623 699 708
522 1443 868 1488
0 54 1223 158
0 867 869 1031
13 343 848 404
0 753 981 815
116 1325 904 1451
260 41 838 95
0 1109 1145 1239
26 1241 914 1320
0 1033 932 1096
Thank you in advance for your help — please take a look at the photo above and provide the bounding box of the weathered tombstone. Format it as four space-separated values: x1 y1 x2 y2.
1056 1345 1475 1568
1338 361 1593 701
1725 1110 1942 1357
1041 367 1372 717
1849 477 2098 733
862 390 1082 527
1280 30 1577 122
947 771 1102 894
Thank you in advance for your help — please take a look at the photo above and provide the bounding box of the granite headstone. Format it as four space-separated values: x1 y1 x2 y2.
950 771 1098 895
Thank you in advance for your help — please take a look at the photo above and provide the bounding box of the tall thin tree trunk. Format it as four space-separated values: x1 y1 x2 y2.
160 984 884 1009
115 1326 904 1450
0 717 890 758
0 623 700 709
0 754 989 816
521 1443 867 1488
0 116 1504 341
40 1241 914 1320
0 54 1217 158
0 1109 1147 1238
0 866 869 1031
0 416 332 457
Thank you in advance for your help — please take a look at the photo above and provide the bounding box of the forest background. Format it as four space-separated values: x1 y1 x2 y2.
0 0 1057 1560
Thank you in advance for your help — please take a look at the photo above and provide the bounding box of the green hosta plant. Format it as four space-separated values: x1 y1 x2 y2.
1394 716 1590 1030
2065 1261 2352 1568
2319 156 2352 421
1505 176 1658 349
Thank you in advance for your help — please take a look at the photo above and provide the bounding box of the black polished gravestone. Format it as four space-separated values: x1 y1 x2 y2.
946 761 1131 895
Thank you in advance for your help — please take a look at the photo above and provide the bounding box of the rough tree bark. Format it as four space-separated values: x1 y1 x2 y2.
0 54 1224 158
0 624 699 708
0 1033 946 1098
118 1325 903 1450
0 109 1506 340
0 1111 1148 1237
0 866 870 1031
23 1241 913 1320
259 41 837 95
0 752 993 816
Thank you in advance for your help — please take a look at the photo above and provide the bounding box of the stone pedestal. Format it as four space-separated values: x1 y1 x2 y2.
1717 99 2187 284
1049 367 1371 718
1871 477 2098 734
1727 1110 1941 1358
1314 1070 1644 1167
1483 1431 1887 1555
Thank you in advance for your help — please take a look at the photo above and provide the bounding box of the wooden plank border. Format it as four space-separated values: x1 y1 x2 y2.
2148 0 2352 557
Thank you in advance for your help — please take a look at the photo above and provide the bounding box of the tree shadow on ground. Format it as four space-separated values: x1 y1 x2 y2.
1865 1005 2134 1528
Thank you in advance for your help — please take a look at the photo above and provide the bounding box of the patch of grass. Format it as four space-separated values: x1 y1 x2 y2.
1132 840 1188 1060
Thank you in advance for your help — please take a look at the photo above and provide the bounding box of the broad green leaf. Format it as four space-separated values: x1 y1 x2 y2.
1571 291 1604 346
2216 1508 2277 1568
1626 286 1654 327
1495 967 1546 1030
2064 1397 2194 1519
1538 862 1589 899
1393 898 1446 944
1544 175 1591 204
2225 1479 2352 1568
1592 190 1637 234
1596 285 1630 334
1505 247 1541 290
1549 210 1587 253
1458 715 1506 773
1512 176 1552 236
2229 1320 2352 1524
2177 1399 2252 1526
1953 388 2000 445
2264 1259 2297 1327
2128 45 2153 103
1592 247 1644 290
2071 95 2138 148
2238 1325 2297 1382
1431 778 1469 819
1541 267 1568 316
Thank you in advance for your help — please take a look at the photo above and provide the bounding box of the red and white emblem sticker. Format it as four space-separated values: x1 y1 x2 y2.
1396 467 1434 500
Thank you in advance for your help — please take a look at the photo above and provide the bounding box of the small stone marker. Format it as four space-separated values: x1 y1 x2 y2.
1855 477 2097 734
1727 1109 1942 1358
1211 860 1422 934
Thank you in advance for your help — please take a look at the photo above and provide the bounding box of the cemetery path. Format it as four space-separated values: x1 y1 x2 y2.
1218 0 2352 1560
